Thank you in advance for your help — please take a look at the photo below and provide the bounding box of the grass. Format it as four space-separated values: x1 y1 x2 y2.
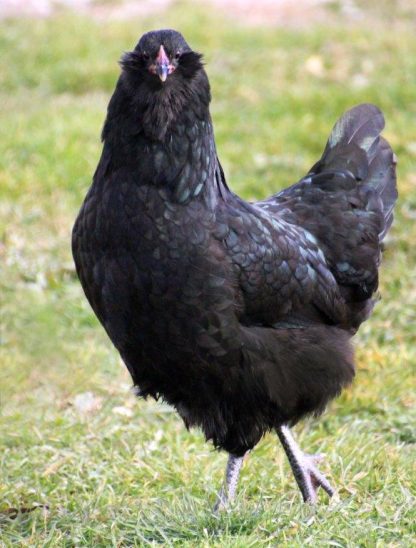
1 2 415 546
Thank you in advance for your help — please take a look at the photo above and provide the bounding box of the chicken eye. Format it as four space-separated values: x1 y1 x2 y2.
142 52 150 61
175 51 181 59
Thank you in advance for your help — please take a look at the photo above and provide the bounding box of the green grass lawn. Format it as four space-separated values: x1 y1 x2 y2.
1 2 415 546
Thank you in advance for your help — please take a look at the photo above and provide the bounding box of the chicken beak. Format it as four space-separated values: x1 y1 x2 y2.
155 45 170 82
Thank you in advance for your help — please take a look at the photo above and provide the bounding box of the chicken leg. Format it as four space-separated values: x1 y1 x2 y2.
214 453 245 511
276 425 335 503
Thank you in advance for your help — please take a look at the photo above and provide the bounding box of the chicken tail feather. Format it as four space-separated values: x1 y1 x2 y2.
309 103 398 240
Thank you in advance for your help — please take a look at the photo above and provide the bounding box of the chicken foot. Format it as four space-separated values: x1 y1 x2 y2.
214 453 246 512
276 425 334 503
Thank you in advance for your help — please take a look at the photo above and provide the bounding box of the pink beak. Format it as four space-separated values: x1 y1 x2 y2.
155 45 171 82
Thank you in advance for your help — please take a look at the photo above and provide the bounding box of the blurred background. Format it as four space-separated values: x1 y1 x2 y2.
1 0 415 545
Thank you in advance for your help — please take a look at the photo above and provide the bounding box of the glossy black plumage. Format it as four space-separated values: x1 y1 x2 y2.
72 30 397 460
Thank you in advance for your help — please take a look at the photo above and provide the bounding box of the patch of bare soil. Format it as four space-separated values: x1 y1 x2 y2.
0 0 362 25
208 0 361 27
0 0 171 20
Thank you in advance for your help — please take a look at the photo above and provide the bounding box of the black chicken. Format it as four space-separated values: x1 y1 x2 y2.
72 29 397 508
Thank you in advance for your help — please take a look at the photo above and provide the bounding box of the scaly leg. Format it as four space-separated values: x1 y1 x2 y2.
276 425 334 503
214 453 245 512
